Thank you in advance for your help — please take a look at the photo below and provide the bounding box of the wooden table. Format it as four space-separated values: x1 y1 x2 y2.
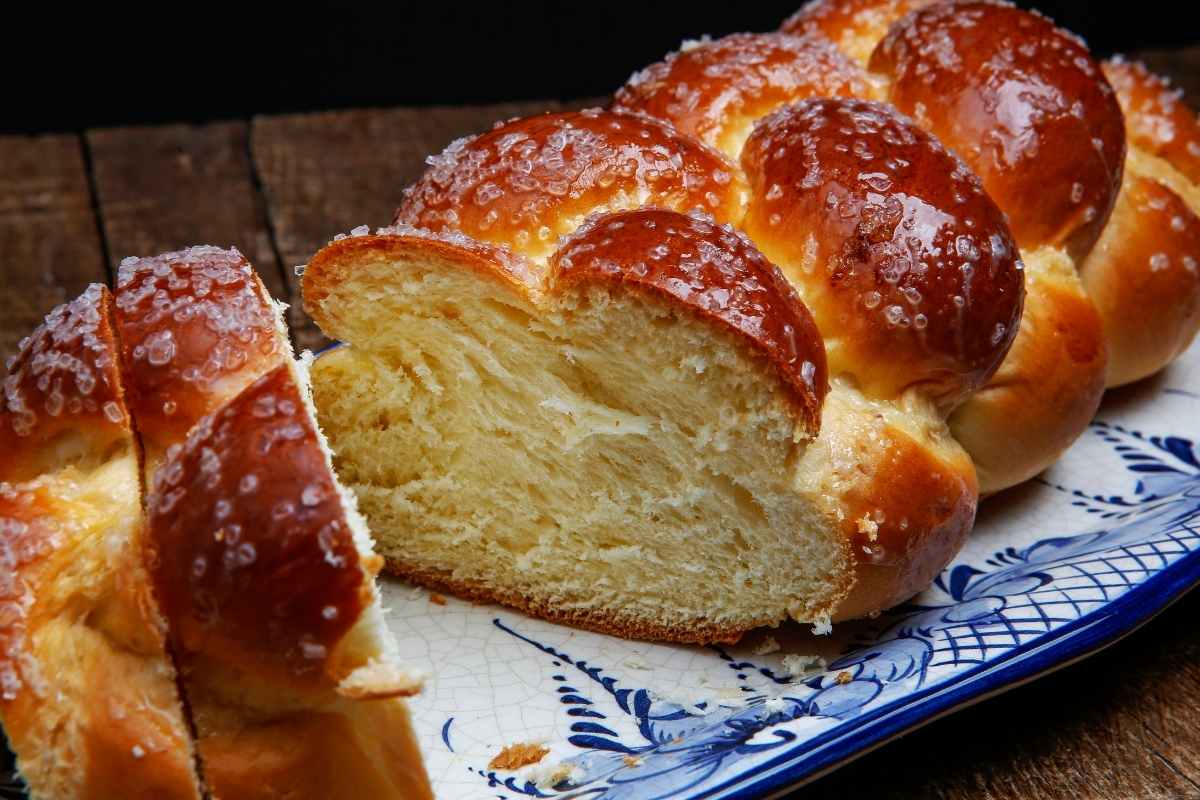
2 47 1198 800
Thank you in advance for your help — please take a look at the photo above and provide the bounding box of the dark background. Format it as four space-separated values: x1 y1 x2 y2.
4 0 1196 135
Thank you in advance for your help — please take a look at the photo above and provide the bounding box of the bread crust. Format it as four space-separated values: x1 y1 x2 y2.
0 287 203 800
383 558 750 645
394 109 746 259
146 365 370 688
741 97 1024 410
306 219 829 433
113 246 285 464
613 32 872 158
870 1 1126 257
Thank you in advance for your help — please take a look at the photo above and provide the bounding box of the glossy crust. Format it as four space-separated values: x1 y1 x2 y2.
146 365 368 688
552 208 828 432
394 109 745 260
197 703 431 800
950 265 1107 492
1081 173 1200 386
741 98 1024 410
0 288 202 800
308 213 828 434
870 1 1126 257
113 246 285 463
822 414 977 620
1105 57 1200 184
612 32 873 159
782 0 935 65
0 285 128 482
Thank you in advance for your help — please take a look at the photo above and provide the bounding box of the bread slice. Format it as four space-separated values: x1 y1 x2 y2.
114 248 432 799
304 211 852 643
0 286 203 800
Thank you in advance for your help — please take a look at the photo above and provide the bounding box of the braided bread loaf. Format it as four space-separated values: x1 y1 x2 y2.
0 286 203 799
304 0 1199 642
1 251 433 799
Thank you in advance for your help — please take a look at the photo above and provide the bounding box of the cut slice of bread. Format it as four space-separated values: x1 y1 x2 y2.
114 248 432 799
0 286 203 800
0 250 434 800
304 212 853 643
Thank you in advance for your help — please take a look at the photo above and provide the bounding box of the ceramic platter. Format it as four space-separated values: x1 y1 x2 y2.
4 346 1199 799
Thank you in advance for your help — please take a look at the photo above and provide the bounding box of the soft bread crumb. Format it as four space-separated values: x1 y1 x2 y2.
752 635 781 655
811 615 833 636
309 260 849 641
781 654 826 677
623 755 643 767
337 660 425 699
490 742 550 770
836 671 853 685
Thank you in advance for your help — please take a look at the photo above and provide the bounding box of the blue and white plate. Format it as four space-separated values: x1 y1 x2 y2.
3 347 1198 800
387 343 1200 799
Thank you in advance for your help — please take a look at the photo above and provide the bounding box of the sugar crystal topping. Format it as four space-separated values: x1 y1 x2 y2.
146 366 364 679
614 32 870 155
114 246 280 424
0 483 59 701
395 109 741 262
2 284 122 440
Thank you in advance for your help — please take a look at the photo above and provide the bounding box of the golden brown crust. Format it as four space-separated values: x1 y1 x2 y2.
1082 172 1200 386
385 558 750 645
782 0 935 65
308 213 830 437
305 228 546 311
0 285 129 483
196 703 432 800
741 98 1024 410
870 1 1126 257
612 32 872 159
950 266 1107 493
113 246 285 464
551 208 828 433
830 422 977 619
146 365 367 689
0 290 203 800
1104 57 1200 185
393 109 745 261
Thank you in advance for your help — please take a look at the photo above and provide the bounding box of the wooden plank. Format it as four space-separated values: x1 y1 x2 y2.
85 121 288 317
0 134 108 368
250 100 562 350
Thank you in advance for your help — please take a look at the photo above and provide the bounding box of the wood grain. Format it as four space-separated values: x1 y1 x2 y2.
0 135 107 368
251 100 562 350
85 120 288 316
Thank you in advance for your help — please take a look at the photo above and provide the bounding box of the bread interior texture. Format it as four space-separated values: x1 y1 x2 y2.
309 253 848 642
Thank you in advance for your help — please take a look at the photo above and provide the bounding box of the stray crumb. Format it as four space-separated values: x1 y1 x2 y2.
781 654 826 678
489 742 550 771
529 761 578 788
752 635 781 656
623 654 650 670
811 615 833 636
836 671 852 685
855 514 879 541
623 755 643 768
429 593 447 606
763 696 789 713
